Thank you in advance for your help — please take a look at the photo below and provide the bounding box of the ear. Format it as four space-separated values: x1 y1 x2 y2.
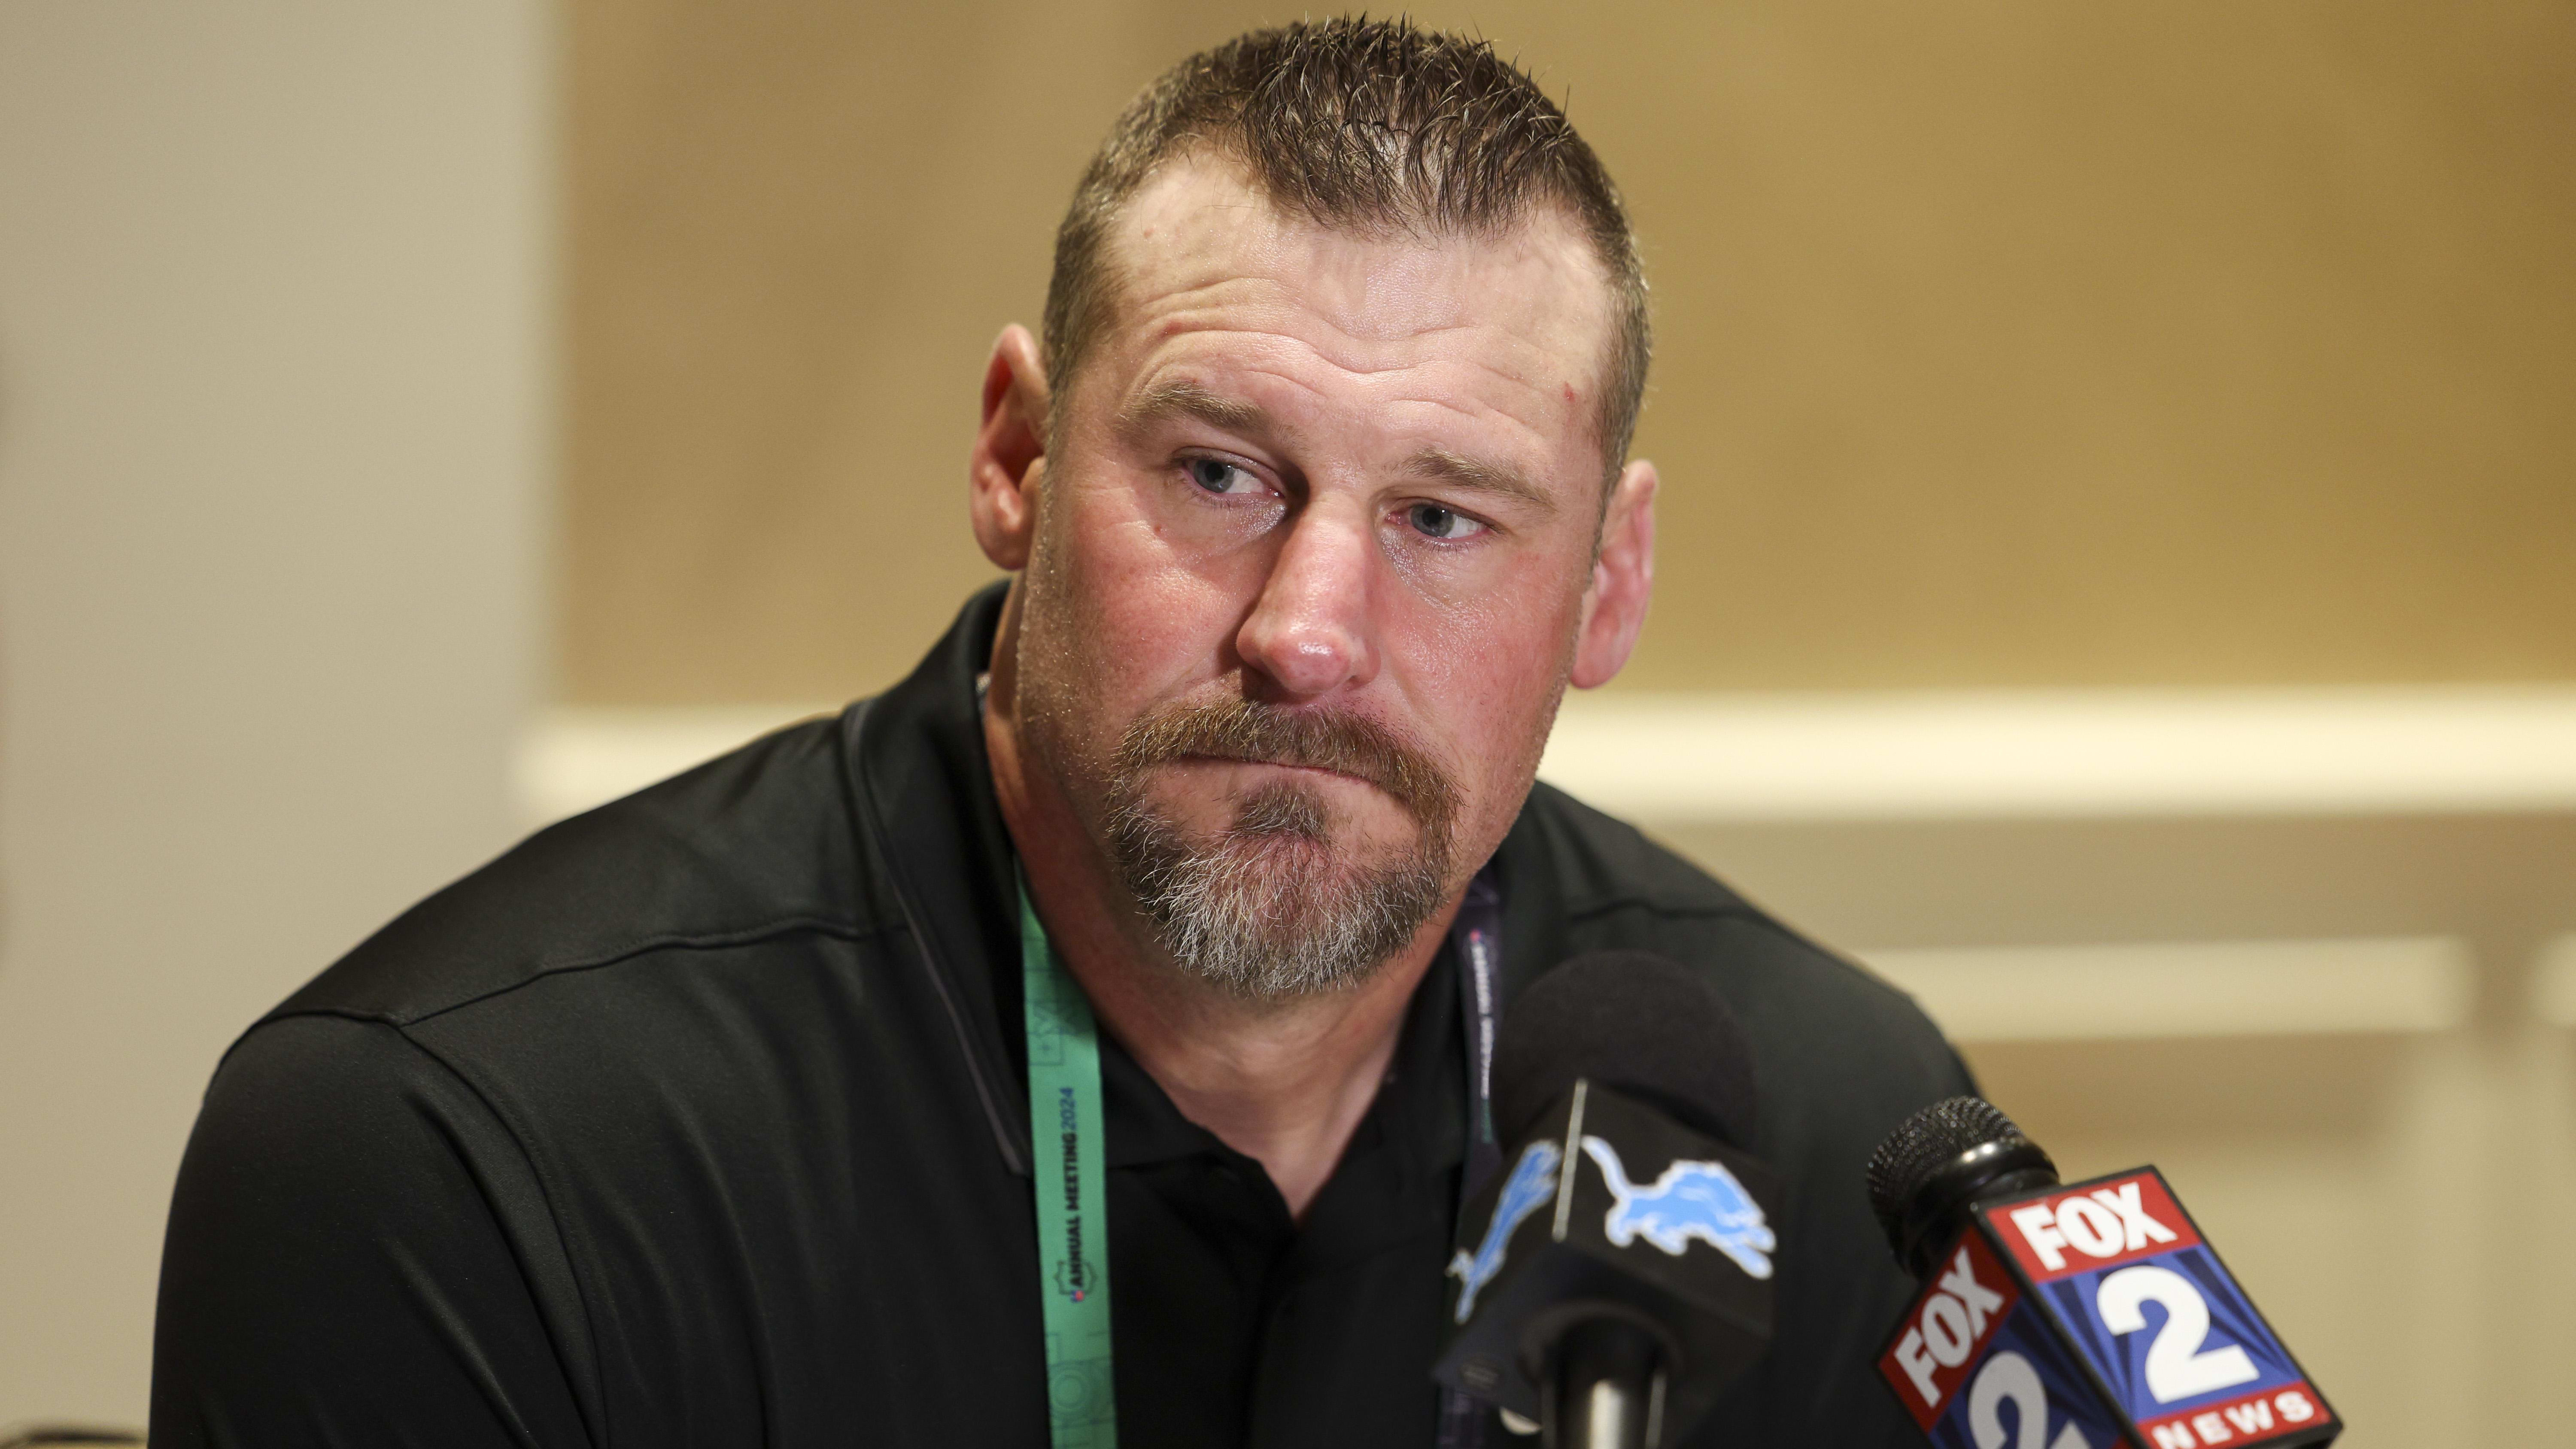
1568 459 1658 689
969 324 1051 571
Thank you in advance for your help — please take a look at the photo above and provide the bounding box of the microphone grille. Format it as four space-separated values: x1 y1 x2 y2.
1865 1096 2031 1238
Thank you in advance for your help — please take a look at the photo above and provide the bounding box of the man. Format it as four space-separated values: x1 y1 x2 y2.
153 20 1970 1448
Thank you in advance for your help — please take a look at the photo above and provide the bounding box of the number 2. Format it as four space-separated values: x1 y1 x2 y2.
1968 1352 2089 1449
2095 1264 2259 1402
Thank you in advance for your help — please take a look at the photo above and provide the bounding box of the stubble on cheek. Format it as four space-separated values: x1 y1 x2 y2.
1009 485 1130 820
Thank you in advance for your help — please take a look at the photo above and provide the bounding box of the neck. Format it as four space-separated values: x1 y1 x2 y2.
1039 901 1443 1222
984 593 1455 1221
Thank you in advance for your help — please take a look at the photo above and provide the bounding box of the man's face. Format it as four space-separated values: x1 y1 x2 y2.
1010 152 1639 998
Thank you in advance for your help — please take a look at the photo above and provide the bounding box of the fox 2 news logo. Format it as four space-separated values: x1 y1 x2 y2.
1880 1170 2335 1449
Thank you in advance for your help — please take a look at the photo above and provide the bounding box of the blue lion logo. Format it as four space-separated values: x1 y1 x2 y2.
1580 1136 1775 1280
1447 1139 1561 1323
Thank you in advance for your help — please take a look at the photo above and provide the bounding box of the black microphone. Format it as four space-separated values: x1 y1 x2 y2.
1865 1098 2341 1449
1433 951 1777 1449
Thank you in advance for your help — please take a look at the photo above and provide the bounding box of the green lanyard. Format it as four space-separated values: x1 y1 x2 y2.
1020 881 1119 1449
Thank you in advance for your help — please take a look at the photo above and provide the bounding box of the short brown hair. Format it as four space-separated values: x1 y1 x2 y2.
1043 18 1651 482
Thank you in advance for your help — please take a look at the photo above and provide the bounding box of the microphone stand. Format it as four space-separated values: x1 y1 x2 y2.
1542 1316 1668 1449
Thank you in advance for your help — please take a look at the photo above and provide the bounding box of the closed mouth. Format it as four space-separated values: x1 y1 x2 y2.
1177 753 1378 790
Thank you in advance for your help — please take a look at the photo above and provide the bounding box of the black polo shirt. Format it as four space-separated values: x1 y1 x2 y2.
150 583 1975 1448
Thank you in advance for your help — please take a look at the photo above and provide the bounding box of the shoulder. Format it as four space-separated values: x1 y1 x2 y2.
265 709 890 1031
179 1014 535 1239
1508 781 1970 1140
159 1011 605 1443
1513 778 1762 921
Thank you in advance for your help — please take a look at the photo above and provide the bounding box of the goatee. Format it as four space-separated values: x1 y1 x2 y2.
1102 699 1458 1002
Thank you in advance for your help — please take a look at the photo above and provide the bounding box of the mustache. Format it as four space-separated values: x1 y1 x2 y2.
1112 699 1459 834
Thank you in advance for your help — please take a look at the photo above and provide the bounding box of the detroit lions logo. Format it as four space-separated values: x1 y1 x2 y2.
1447 1139 1561 1323
1580 1136 1775 1280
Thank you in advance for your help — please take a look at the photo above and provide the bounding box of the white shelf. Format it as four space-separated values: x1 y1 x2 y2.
517 686 2576 830
1538 687 2576 823
1862 936 2473 1043
516 705 833 829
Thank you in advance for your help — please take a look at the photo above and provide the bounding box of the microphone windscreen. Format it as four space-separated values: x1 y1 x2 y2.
1863 1095 2034 1245
1490 949 1758 1149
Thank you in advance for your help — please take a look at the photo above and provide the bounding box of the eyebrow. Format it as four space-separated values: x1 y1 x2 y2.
1115 380 1270 439
1403 446 1558 515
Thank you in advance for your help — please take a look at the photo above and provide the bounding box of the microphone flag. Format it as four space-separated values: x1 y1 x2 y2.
1434 1078 1780 1434
1878 1167 2338 1449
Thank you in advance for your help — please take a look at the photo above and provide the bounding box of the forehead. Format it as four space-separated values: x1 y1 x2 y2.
1086 152 1615 441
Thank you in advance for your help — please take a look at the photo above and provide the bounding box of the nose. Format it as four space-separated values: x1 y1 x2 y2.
1235 501 1380 700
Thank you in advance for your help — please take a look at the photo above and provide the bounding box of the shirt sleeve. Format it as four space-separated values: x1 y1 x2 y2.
151 1013 598 1449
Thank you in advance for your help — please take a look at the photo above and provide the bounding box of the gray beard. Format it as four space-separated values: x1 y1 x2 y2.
1105 779 1450 1002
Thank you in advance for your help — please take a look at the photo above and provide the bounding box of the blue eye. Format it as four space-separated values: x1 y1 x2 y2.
1406 502 1487 540
1189 458 1252 494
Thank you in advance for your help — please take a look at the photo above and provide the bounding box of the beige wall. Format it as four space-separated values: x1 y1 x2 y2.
0 3 550 1424
553 9 2576 1441
565 0 2576 705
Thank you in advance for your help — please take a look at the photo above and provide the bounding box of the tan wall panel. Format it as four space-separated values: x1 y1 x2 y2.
0 1 548 1420
566 1 2576 703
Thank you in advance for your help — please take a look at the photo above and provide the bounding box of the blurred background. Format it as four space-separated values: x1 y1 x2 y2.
3 0 2571 1440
